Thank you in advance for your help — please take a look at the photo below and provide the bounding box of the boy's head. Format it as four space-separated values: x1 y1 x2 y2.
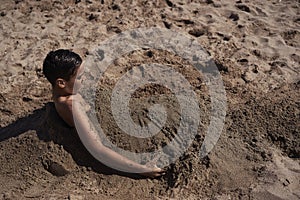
43 49 82 86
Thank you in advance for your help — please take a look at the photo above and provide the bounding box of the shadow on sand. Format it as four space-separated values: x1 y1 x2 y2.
0 102 145 179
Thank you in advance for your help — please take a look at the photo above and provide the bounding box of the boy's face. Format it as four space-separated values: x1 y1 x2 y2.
59 63 85 94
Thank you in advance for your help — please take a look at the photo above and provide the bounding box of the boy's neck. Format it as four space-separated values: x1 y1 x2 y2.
52 86 73 99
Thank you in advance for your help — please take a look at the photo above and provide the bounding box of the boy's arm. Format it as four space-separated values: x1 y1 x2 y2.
71 95 164 177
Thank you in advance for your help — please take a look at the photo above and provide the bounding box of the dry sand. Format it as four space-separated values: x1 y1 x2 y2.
0 0 299 199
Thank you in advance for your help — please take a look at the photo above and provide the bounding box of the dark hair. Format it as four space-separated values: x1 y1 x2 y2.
43 49 82 86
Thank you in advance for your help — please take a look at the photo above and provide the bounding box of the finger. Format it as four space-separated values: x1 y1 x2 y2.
155 172 166 177
152 167 163 173
154 170 166 176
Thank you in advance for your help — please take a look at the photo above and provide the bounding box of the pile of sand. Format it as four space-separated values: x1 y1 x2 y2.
0 0 299 199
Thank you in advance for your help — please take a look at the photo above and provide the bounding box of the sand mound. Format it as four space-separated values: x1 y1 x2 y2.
0 0 299 199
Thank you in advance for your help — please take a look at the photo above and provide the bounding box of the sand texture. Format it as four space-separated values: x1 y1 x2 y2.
0 0 299 199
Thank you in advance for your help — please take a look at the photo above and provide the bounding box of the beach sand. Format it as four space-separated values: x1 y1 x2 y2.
0 0 299 199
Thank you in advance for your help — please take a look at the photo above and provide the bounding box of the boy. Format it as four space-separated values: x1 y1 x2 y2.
43 49 164 178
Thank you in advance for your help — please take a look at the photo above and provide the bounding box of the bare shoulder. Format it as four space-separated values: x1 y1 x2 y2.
53 94 90 127
54 95 76 127
71 94 91 112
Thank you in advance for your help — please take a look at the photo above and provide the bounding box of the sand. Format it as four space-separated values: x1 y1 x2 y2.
0 0 299 199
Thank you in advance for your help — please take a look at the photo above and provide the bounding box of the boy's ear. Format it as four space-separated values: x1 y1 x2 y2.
56 78 66 89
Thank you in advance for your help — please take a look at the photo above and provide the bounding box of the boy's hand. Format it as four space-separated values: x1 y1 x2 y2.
140 166 165 178
140 156 165 178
